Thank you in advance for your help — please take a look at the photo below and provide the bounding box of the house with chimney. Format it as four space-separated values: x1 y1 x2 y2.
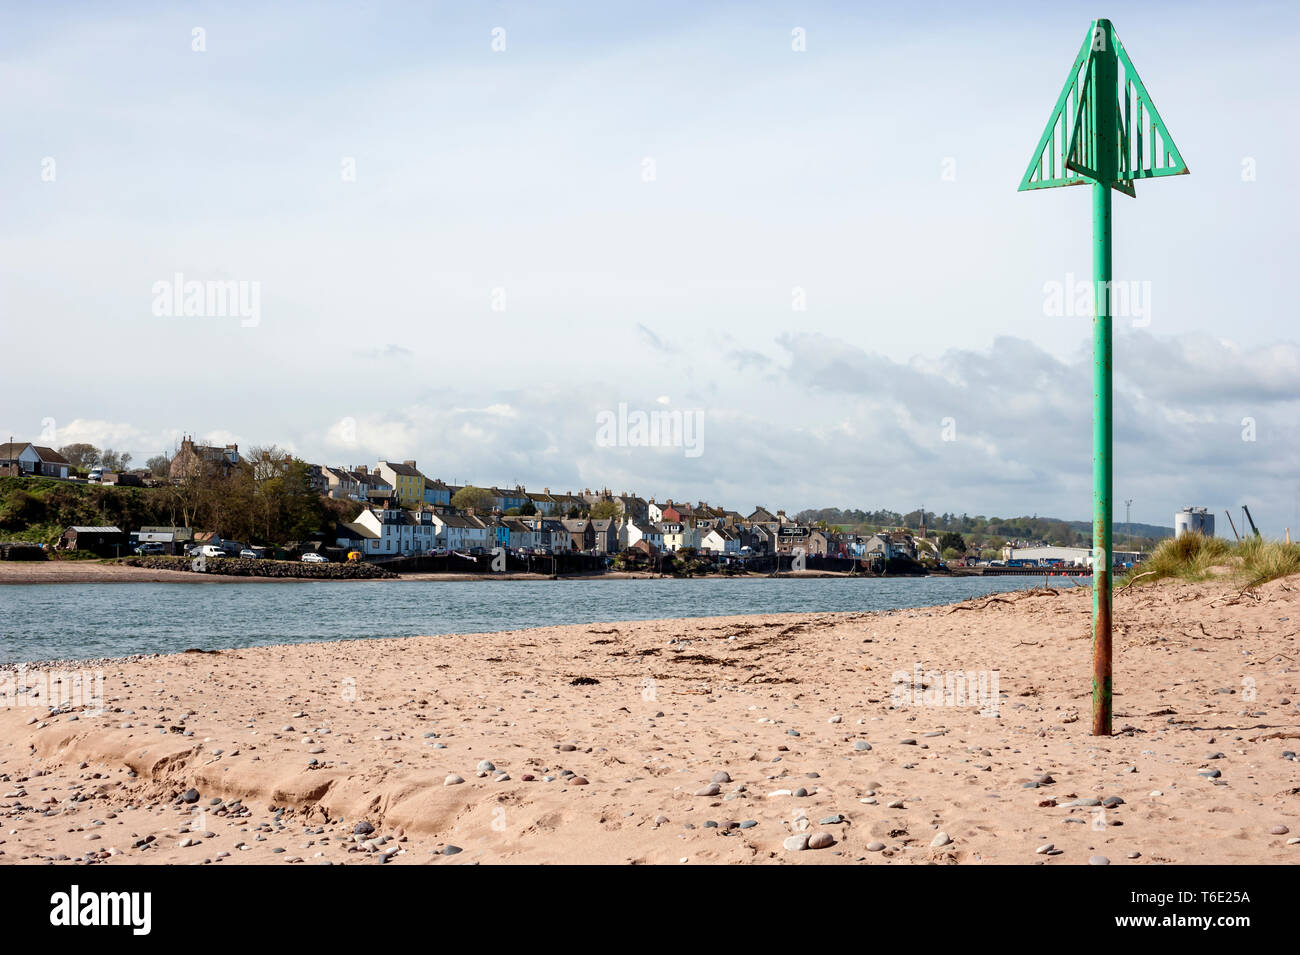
168 437 240 482
375 460 426 507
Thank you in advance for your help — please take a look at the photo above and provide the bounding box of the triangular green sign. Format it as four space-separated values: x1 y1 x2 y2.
1019 20 1188 197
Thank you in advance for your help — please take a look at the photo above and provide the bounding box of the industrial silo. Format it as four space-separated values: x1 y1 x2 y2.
1174 506 1214 537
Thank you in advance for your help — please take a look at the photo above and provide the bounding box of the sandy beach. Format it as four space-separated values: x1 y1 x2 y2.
1 573 1296 865
0 561 291 585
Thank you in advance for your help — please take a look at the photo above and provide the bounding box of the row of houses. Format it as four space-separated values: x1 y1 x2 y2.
336 509 622 557
154 446 931 560
5 435 932 562
331 498 926 561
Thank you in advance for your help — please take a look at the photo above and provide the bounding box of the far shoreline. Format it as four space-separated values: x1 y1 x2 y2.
0 560 949 586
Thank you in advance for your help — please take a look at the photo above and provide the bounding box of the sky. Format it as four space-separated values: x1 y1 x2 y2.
2 0 1297 534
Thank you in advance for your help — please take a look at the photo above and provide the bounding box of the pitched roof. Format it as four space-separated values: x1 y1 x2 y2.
32 446 69 464
379 461 424 477
435 512 486 529
340 522 379 540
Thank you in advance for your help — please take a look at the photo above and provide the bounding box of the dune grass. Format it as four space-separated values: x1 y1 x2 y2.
1124 532 1300 589
1235 535 1300 588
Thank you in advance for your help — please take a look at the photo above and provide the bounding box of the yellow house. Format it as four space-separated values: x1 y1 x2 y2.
375 460 426 506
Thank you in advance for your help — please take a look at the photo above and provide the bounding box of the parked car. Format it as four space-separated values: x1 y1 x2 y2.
198 544 225 559
301 552 328 563
239 548 263 559
134 542 167 556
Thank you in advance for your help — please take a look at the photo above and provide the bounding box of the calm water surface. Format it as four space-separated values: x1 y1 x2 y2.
0 575 1079 663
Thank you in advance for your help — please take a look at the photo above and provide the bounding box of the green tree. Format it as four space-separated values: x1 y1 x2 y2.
100 449 132 471
58 443 100 470
519 500 537 516
451 485 496 512
145 454 172 478
589 499 619 520
939 531 966 555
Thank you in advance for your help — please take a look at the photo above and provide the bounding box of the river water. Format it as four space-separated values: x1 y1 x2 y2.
0 575 1079 663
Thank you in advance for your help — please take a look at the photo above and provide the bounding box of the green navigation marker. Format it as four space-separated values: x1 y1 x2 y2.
1019 19 1188 736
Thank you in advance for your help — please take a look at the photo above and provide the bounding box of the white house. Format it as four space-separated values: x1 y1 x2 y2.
431 511 492 551
622 518 663 552
701 526 741 555
0 442 70 479
350 506 418 555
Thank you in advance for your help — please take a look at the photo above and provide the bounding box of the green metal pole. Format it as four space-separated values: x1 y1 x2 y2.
1019 17 1188 733
1091 21 1116 737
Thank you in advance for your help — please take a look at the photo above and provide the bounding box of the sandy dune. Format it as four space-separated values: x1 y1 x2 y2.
1 575 1297 865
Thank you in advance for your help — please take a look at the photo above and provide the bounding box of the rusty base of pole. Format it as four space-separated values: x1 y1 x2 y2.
1092 569 1113 736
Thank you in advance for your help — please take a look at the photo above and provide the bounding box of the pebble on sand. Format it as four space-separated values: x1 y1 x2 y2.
808 832 835 849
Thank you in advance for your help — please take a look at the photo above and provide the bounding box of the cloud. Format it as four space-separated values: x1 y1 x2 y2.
635 323 679 355
18 330 1300 536
353 343 413 360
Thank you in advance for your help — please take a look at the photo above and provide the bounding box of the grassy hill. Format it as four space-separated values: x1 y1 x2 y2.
0 476 173 545
800 506 1173 552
